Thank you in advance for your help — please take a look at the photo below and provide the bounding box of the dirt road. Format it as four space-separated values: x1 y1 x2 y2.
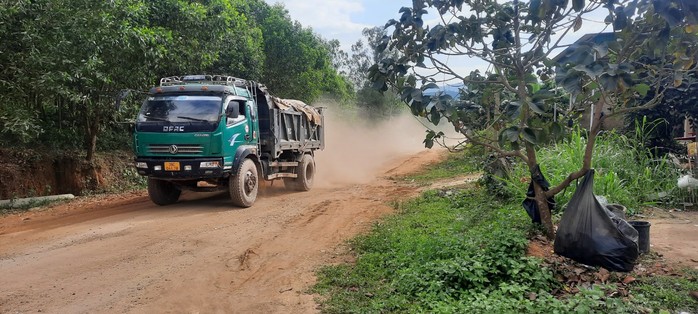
645 209 698 269
0 149 444 314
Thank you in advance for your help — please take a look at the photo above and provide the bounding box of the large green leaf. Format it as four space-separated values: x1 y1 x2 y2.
430 107 441 125
561 71 583 95
421 82 439 91
573 61 605 78
504 101 523 120
550 122 564 140
501 126 520 143
600 74 620 92
528 100 545 115
522 127 538 144
634 83 650 97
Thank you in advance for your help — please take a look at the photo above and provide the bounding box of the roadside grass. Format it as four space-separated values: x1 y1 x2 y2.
404 147 483 183
313 187 646 313
631 269 698 313
314 144 695 313
499 128 681 215
0 198 70 215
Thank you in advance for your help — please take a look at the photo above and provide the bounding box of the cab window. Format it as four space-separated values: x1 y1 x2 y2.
226 100 246 126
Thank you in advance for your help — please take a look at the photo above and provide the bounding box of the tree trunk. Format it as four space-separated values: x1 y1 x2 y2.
493 92 501 131
533 179 554 239
85 113 99 163
524 142 554 238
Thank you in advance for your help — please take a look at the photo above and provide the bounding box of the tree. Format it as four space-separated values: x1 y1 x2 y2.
370 0 698 238
325 39 350 76
347 27 403 119
625 43 698 156
0 0 167 160
247 0 351 103
0 0 267 161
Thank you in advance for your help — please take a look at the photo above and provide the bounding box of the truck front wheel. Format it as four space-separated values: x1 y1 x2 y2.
286 154 315 191
147 178 181 206
230 158 259 207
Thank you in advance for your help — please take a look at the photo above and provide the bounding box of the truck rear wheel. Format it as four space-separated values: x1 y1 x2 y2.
147 178 181 206
230 158 259 207
286 154 315 191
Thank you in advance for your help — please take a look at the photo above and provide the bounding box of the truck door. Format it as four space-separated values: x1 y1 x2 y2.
224 99 248 148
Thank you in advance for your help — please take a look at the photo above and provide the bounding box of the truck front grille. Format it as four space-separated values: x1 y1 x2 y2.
148 144 203 154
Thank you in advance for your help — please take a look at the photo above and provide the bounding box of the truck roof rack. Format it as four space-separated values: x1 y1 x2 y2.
158 75 271 101
160 75 249 87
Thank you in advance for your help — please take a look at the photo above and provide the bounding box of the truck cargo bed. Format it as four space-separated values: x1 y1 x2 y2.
255 91 324 159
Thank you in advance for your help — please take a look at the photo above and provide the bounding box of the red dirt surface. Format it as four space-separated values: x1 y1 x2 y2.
643 209 698 269
0 149 445 314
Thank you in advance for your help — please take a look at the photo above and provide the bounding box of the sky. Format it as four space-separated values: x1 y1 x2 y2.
265 0 402 50
262 0 405 50
263 0 613 79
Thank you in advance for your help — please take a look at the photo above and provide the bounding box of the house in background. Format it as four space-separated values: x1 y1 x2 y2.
552 32 625 131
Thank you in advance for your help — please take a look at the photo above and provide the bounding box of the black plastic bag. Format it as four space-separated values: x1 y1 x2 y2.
522 165 556 224
553 170 639 272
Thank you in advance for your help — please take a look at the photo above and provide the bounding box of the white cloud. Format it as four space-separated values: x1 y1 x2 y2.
265 0 369 33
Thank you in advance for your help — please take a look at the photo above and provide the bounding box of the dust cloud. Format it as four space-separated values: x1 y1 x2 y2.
312 105 449 187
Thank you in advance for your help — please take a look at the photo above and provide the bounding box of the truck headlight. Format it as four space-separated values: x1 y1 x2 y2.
200 161 221 168
135 162 148 169
154 165 162 171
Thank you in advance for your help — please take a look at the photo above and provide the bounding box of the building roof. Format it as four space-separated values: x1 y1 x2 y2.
552 32 616 64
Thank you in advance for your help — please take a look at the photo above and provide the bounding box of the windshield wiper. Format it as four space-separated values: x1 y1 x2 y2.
144 116 169 122
177 116 210 122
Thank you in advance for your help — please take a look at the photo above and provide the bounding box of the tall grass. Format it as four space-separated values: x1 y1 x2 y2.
500 122 681 214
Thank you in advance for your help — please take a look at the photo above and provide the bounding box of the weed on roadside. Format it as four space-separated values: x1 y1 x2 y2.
0 198 70 215
630 268 698 313
406 147 483 183
313 188 644 313
499 127 680 214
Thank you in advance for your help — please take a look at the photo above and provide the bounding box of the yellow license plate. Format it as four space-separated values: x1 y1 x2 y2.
164 162 180 171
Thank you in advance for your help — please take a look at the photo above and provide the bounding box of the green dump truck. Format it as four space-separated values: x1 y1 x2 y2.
132 75 324 207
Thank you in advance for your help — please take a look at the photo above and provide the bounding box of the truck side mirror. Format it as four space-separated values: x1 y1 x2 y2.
226 101 239 119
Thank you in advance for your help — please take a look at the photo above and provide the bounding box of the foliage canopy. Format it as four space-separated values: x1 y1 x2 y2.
369 0 698 236
0 0 350 160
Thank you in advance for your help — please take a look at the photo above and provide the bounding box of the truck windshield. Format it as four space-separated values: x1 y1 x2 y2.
138 95 222 123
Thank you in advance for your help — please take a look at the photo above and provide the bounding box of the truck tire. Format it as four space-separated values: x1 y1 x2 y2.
147 178 181 206
230 158 259 207
287 154 315 191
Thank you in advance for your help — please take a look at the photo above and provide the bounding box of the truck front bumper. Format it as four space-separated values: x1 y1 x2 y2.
135 157 227 179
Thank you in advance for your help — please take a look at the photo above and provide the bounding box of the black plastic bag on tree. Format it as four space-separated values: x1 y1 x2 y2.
522 165 556 224
553 170 639 272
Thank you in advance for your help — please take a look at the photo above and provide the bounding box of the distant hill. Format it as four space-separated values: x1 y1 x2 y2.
423 83 464 98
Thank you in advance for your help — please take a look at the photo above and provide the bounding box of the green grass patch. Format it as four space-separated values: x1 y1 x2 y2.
405 147 483 183
631 269 698 313
313 188 644 313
